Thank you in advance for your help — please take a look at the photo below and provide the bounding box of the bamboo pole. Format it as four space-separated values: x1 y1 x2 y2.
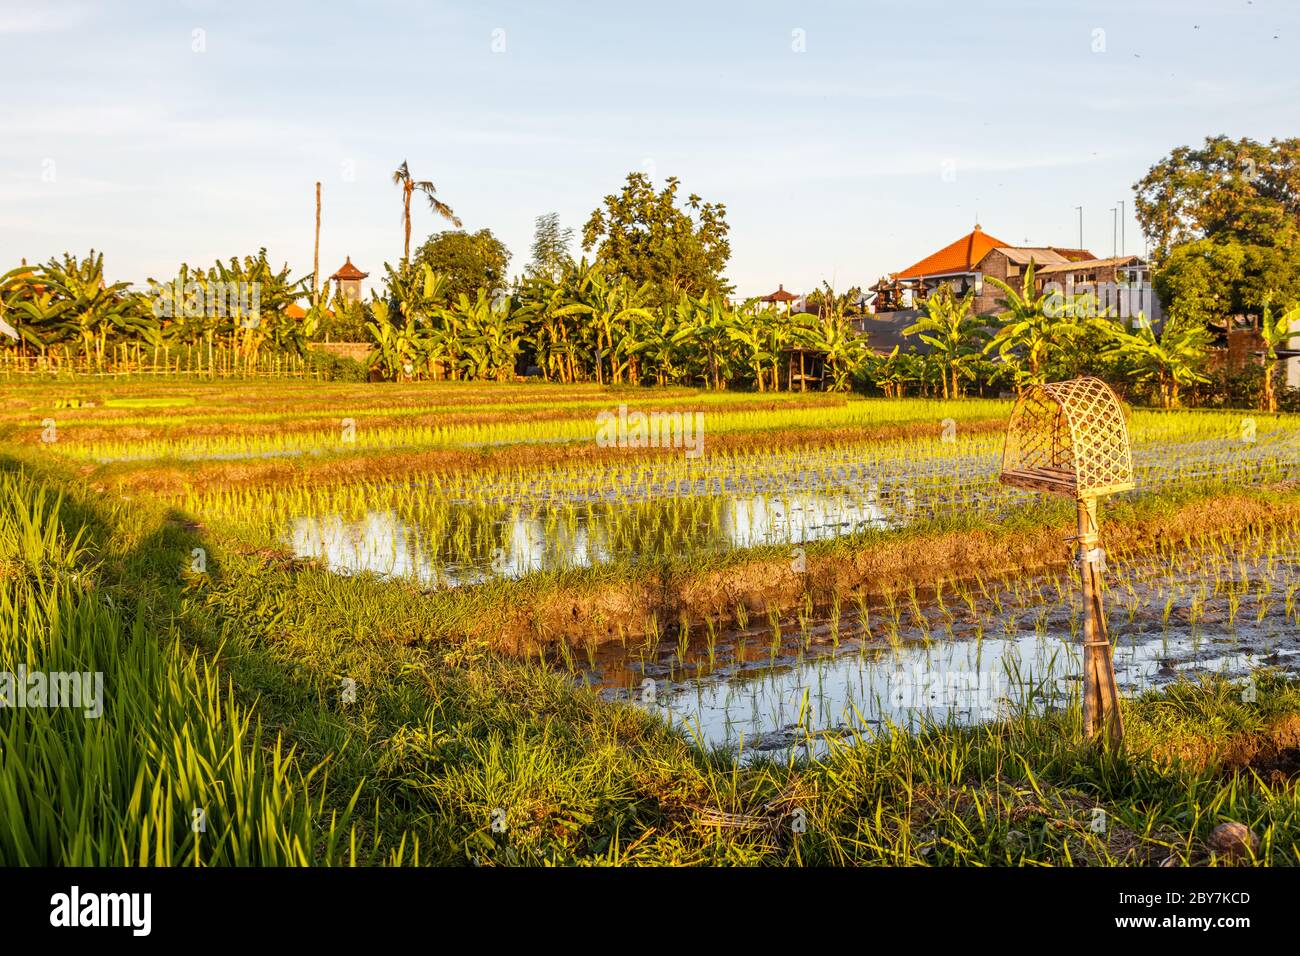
313 181 322 308
1077 496 1123 747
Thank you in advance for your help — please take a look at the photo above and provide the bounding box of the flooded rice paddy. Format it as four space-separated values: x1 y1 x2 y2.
576 531 1300 758
282 430 1299 585
173 410 1300 761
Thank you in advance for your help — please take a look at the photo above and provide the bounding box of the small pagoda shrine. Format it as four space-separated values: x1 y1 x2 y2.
330 257 369 305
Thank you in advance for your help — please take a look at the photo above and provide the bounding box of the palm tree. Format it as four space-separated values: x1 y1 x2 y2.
1259 299 1300 412
903 285 983 399
392 160 461 263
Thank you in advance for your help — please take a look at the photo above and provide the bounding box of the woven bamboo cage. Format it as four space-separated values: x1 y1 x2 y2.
999 377 1134 499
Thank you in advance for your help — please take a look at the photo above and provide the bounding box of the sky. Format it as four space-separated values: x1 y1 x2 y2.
2 0 1297 298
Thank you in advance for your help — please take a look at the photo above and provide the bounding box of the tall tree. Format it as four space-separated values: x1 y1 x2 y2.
582 172 731 306
392 160 461 263
526 212 575 281
1134 136 1300 265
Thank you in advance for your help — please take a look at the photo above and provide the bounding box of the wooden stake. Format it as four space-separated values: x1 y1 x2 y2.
1077 496 1123 747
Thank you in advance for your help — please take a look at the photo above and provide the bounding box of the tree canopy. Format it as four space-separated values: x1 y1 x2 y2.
1134 136 1300 264
582 173 731 306
413 229 511 303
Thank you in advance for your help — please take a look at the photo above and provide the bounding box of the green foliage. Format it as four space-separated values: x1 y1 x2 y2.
305 349 370 382
0 468 358 864
1259 300 1300 411
144 249 310 358
1107 315 1213 409
1155 238 1299 331
312 294 370 342
1134 135 1300 264
982 263 1106 387
365 263 521 382
414 228 511 303
582 172 731 307
1 252 142 362
904 286 985 398
525 212 574 282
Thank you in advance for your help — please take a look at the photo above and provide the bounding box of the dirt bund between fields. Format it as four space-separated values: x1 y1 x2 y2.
483 492 1300 654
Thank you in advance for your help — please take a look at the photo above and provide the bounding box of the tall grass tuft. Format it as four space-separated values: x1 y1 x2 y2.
0 469 359 865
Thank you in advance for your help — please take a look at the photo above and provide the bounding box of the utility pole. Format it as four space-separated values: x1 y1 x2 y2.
1074 206 1083 249
1117 199 1125 256
313 181 322 308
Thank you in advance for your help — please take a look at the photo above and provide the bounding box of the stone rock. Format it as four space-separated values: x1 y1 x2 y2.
1208 822 1258 862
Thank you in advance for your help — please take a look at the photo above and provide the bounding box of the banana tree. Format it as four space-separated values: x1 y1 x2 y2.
804 284 867 392
578 272 654 385
365 300 422 381
983 263 1090 389
903 285 983 398
726 299 775 391
1259 299 1300 412
34 252 141 366
450 290 522 382
1107 314 1211 408
516 271 589 383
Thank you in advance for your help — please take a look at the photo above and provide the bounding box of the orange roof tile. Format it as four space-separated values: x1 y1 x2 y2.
330 256 368 281
286 302 333 319
761 284 798 303
895 225 1009 280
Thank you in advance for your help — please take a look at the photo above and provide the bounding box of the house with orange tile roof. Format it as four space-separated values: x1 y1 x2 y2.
874 224 1159 322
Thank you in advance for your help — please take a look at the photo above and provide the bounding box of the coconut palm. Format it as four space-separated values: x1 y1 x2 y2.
392 160 461 263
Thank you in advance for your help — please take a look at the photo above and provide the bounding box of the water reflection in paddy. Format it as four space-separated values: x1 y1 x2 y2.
289 492 894 586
